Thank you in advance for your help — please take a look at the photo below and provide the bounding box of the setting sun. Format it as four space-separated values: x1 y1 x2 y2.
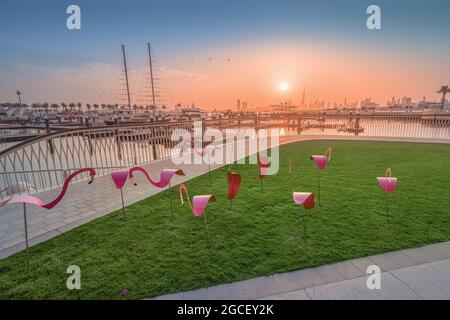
279 82 289 92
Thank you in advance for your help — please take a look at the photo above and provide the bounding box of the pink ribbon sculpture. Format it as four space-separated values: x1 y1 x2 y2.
310 147 332 206
179 183 216 243
258 155 271 192
129 166 185 211
293 192 315 239
227 167 241 209
0 168 96 267
111 170 130 215
377 168 398 217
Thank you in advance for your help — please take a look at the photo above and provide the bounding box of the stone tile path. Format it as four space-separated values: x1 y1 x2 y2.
152 241 450 300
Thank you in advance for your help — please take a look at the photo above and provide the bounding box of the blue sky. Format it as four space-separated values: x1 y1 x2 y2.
0 0 449 106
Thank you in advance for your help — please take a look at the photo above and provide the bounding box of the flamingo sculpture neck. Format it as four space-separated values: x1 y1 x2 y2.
179 184 216 217
0 168 96 209
191 142 215 158
129 166 185 188
43 168 96 209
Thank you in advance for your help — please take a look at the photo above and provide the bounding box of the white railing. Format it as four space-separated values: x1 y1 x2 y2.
1 113 449 200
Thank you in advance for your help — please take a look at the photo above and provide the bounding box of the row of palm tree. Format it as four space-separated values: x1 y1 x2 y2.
0 102 166 114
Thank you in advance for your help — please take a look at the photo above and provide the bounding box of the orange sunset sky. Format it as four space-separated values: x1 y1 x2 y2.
1 1 449 110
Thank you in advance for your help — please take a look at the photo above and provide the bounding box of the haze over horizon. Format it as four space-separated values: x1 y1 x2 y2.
0 0 449 110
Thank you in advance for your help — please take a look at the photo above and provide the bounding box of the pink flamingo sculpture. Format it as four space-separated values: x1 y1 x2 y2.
129 166 185 211
377 168 398 218
310 147 332 206
179 184 216 243
0 168 96 268
227 167 241 209
293 192 315 239
111 170 131 215
258 155 271 192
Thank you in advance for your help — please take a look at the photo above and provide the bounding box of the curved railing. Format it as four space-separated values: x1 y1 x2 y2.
0 121 194 199
1 113 449 200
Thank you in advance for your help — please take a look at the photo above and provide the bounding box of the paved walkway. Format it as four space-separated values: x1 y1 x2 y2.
152 240 450 300
0 135 448 259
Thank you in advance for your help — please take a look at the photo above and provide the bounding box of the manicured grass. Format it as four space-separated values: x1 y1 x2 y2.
0 140 449 299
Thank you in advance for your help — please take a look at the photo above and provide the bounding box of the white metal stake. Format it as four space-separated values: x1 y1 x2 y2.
203 210 211 244
120 188 125 215
23 203 30 271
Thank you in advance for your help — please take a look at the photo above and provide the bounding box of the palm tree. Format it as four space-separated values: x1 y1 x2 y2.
77 102 83 113
61 103 67 112
42 103 49 115
86 104 91 112
16 90 22 105
437 85 449 109
31 103 39 113
51 104 59 113
93 104 99 111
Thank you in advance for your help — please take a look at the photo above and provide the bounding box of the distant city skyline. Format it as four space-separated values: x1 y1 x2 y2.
0 0 449 110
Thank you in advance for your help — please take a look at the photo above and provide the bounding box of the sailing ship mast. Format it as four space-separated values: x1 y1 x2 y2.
147 42 156 108
121 44 132 110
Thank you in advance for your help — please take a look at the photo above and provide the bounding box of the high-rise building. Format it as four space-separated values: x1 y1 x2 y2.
301 88 306 107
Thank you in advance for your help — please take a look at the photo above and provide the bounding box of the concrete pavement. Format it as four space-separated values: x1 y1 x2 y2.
152 240 450 300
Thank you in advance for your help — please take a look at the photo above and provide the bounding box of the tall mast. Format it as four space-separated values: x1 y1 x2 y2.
147 42 156 108
121 44 132 110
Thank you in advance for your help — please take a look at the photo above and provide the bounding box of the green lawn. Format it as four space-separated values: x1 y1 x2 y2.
1 140 450 299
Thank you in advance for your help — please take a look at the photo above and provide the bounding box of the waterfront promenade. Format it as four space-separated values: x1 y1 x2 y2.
0 135 448 259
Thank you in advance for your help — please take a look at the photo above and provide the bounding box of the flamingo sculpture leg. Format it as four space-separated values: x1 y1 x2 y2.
129 167 185 212
179 184 216 244
193 143 215 185
227 167 241 209
258 155 271 192
0 168 96 269
111 170 130 216
377 168 398 219
310 147 332 206
288 158 293 178
293 192 315 239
